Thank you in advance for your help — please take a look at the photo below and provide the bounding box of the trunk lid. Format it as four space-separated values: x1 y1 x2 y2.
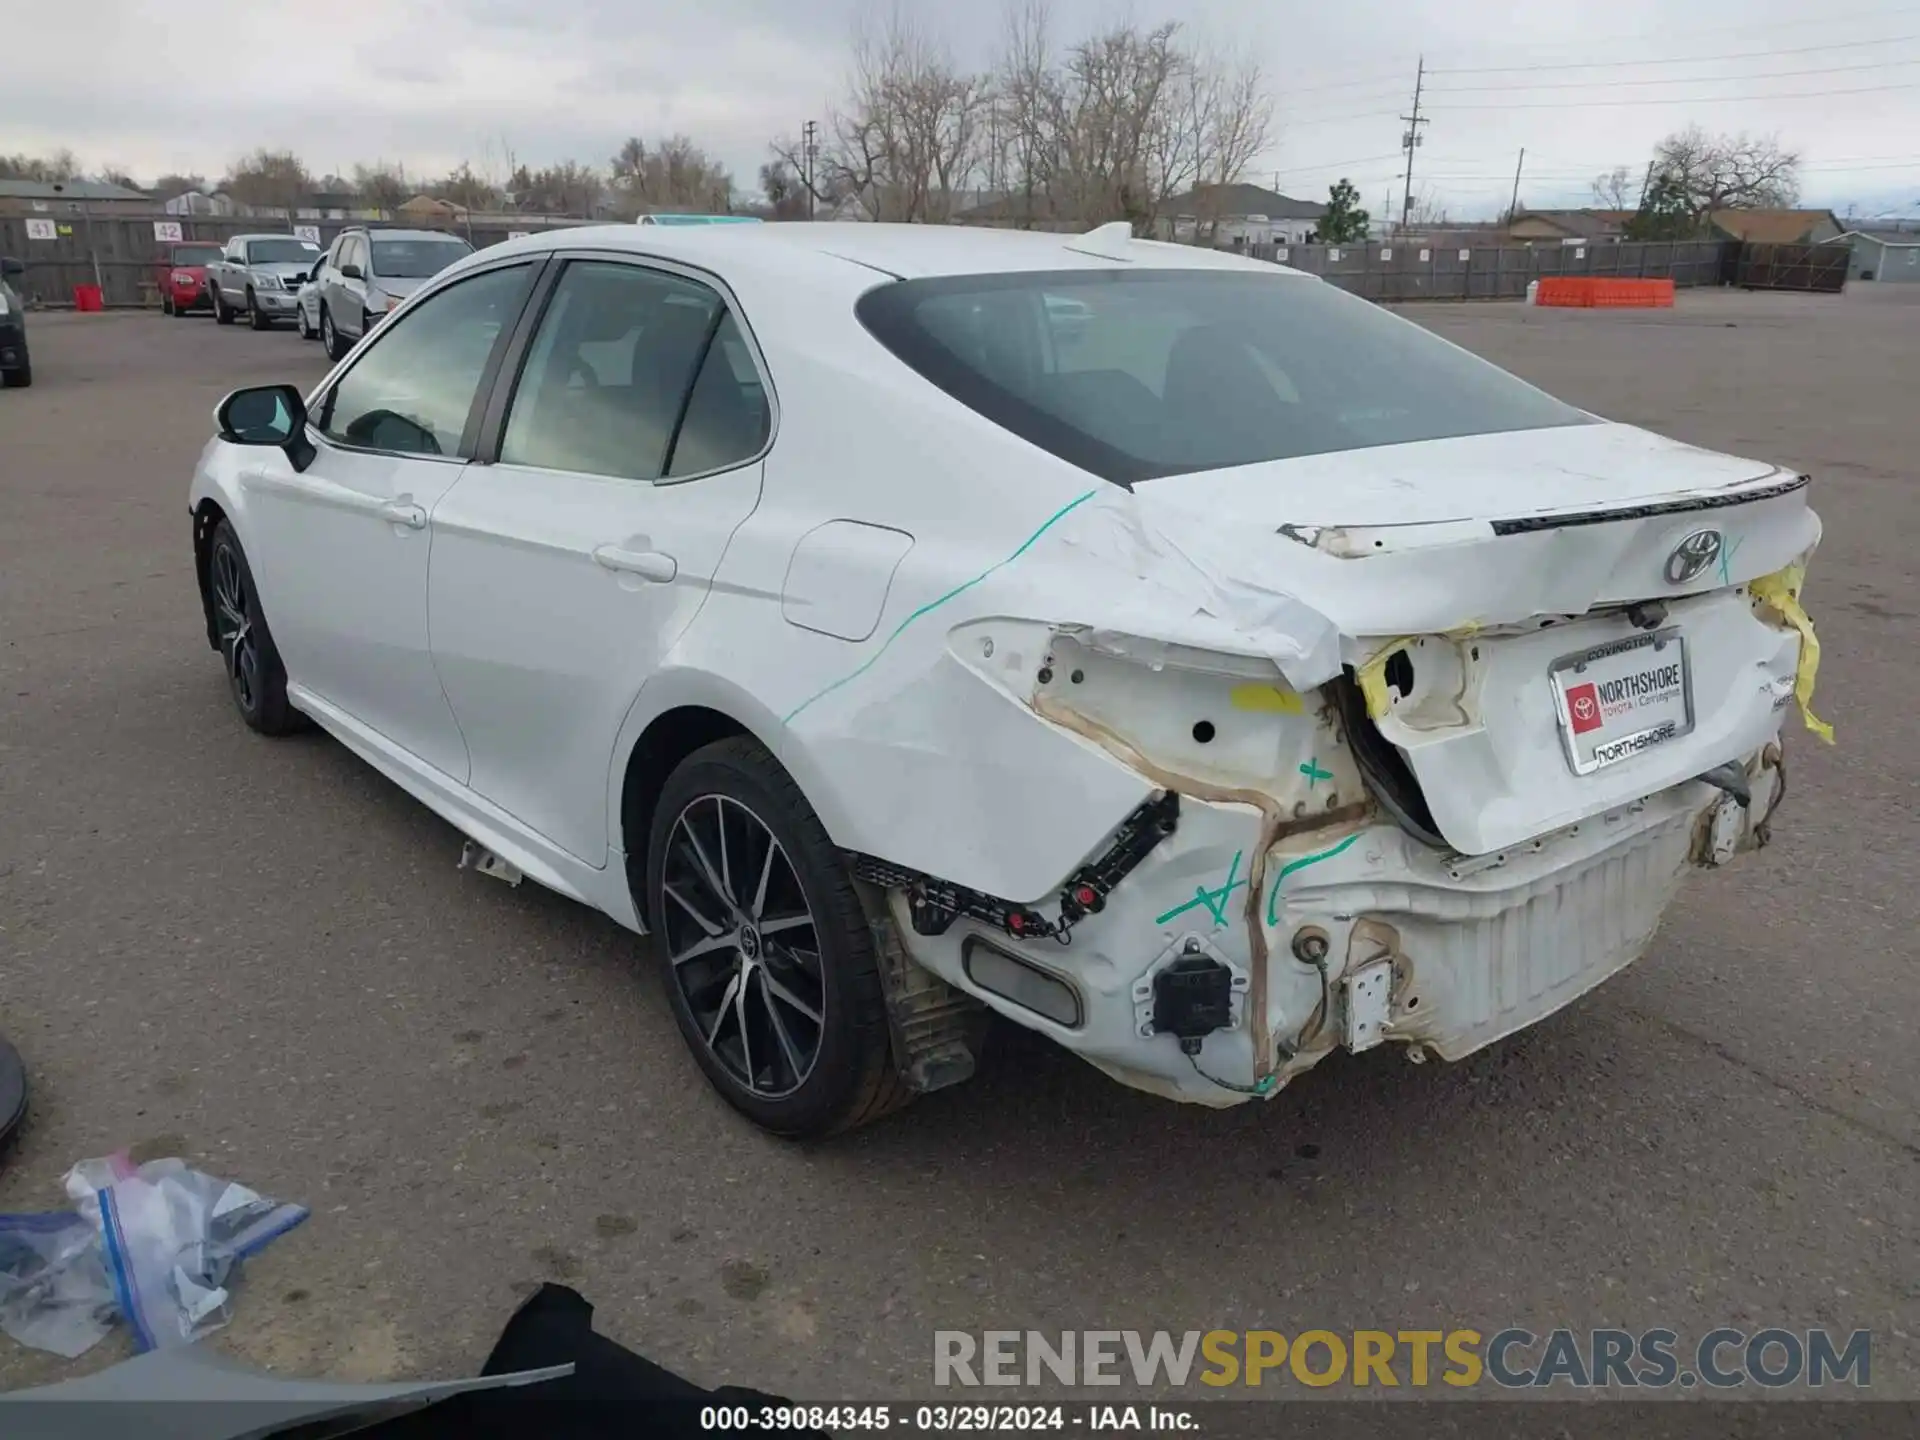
1130 421 1822 855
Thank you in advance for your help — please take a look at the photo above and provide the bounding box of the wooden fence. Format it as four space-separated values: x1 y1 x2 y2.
0 211 592 309
1247 239 1731 301
0 212 1839 309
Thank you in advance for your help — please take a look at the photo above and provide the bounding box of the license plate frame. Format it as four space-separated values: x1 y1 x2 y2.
1548 627 1694 776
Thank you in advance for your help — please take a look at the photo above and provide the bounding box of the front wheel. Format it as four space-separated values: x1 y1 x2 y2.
212 286 233 325
320 305 348 361
247 290 272 330
162 294 174 316
295 304 314 340
647 737 911 1138
206 519 302 735
1 361 29 389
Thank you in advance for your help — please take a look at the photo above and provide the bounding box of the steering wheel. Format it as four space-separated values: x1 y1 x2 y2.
566 357 601 390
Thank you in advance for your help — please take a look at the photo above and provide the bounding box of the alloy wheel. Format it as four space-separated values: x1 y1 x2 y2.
210 541 260 713
660 795 825 1099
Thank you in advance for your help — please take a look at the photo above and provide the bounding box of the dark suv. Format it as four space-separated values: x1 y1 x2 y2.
1 256 30 389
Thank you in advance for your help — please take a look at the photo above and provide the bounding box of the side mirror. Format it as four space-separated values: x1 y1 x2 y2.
215 384 316 472
339 262 363 280
0 257 23 278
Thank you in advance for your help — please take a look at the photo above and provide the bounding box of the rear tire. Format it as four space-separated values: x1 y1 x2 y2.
163 294 174 316
1 362 29 389
647 737 912 1138
206 519 302 736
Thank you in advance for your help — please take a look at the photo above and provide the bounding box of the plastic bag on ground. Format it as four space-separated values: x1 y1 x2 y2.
0 1211 116 1358
0 1152 308 1357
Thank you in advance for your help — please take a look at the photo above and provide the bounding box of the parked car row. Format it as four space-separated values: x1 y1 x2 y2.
161 228 476 359
0 254 30 387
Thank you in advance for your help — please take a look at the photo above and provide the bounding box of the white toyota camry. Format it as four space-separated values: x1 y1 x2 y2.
190 221 1830 1136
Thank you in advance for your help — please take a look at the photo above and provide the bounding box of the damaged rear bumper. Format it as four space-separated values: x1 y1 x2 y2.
881 743 1785 1106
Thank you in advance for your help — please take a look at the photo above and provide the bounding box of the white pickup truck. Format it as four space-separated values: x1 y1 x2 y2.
205 234 323 331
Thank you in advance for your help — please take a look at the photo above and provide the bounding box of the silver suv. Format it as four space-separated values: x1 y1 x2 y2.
317 227 474 360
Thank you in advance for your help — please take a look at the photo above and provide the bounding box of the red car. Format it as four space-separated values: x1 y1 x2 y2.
157 241 225 317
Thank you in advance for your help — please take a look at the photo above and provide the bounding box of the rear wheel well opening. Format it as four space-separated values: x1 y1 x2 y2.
192 499 229 651
620 706 749 927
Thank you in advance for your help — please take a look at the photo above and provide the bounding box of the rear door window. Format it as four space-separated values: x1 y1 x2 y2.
498 260 757 482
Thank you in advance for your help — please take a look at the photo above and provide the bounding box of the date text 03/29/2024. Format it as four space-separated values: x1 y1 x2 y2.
697 1405 1190 1432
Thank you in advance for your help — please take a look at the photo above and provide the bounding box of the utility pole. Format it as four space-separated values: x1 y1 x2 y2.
801 119 819 220
1507 147 1525 227
1398 56 1428 236
1635 158 1656 209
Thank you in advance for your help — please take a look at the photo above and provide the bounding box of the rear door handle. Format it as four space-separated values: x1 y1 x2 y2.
592 545 677 583
379 500 427 529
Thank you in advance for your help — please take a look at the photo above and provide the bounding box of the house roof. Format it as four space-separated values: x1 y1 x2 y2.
1837 229 1920 248
952 192 1076 223
1161 183 1324 220
1706 208 1842 244
1508 209 1635 236
1840 220 1920 242
0 177 150 201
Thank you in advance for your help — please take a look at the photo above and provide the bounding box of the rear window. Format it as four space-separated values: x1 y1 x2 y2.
856 269 1591 485
171 244 222 266
246 239 321 264
371 238 473 279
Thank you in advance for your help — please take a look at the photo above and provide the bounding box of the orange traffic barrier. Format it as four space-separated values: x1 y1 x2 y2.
1534 277 1675 309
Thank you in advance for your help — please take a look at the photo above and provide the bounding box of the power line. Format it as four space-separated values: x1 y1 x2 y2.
1425 80 1920 109
1424 54 1920 94
1271 4 1920 86
1427 33 1917 75
1271 152 1406 174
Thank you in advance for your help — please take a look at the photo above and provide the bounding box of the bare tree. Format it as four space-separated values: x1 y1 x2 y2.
352 162 412 214
993 0 1056 226
775 10 992 223
434 162 500 212
0 149 82 183
609 135 734 217
506 161 605 217
1652 126 1801 221
222 149 313 215
758 159 810 219
1591 165 1636 210
150 171 208 200
1174 43 1275 241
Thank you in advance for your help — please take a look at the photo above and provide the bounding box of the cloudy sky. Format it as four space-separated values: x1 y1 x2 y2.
4 0 1916 217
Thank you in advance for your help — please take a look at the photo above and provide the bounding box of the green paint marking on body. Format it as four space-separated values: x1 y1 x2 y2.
1155 850 1246 927
1264 832 1364 928
781 489 1101 726
1299 758 1333 787
1718 534 1745 587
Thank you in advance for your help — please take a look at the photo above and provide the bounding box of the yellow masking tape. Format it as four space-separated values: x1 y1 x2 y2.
1229 683 1306 715
1354 637 1417 719
1749 564 1835 745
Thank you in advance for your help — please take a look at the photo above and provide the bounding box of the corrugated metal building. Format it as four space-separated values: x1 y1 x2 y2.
1838 224 1920 283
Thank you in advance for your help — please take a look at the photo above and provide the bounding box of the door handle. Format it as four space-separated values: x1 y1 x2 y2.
379 499 427 529
592 545 677 583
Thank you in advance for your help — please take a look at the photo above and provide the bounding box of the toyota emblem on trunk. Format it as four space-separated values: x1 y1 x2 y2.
1665 528 1723 584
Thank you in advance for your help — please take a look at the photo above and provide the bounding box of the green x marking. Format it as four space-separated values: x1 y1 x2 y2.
1299 758 1334 787
1154 850 1246 927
